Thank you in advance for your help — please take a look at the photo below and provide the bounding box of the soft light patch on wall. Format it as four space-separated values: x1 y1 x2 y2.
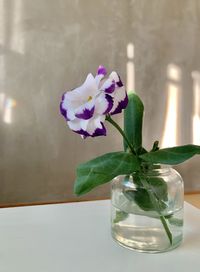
191 71 200 145
161 64 181 148
0 92 17 124
126 43 135 93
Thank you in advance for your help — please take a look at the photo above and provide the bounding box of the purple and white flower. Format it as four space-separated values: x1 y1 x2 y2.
60 65 128 138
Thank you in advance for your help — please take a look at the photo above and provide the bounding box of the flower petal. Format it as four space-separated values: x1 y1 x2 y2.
91 122 106 137
61 73 99 122
110 87 128 115
75 102 95 120
97 65 107 76
60 101 68 119
95 65 107 87
101 78 115 93
60 94 75 121
95 93 113 115
67 119 90 138
75 129 90 138
67 73 98 104
95 74 104 88
109 71 123 87
67 115 106 138
86 115 106 137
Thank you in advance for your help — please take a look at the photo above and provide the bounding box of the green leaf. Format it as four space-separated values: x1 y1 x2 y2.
124 93 144 153
146 177 168 201
140 144 200 165
74 152 140 196
124 189 155 211
113 211 128 224
124 176 168 211
165 214 183 227
168 218 183 227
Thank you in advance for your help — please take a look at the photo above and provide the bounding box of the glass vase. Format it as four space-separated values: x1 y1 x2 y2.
111 166 184 253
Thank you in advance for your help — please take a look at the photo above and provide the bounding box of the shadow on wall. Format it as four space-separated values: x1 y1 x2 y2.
0 0 200 206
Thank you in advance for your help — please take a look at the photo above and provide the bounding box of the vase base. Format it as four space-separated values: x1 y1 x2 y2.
111 230 183 253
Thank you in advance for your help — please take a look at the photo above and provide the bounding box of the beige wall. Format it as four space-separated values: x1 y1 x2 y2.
0 0 200 206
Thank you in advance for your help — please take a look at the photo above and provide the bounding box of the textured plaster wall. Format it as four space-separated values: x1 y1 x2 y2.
0 0 200 205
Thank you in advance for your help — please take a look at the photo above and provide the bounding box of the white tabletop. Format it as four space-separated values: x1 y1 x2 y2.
0 200 200 272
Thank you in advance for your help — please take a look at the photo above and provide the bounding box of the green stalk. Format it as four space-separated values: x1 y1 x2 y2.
160 216 172 244
106 115 136 155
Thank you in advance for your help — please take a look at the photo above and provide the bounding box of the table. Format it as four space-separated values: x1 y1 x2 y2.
0 200 200 272
185 193 200 209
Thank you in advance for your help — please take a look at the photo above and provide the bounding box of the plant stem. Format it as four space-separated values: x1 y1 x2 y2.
139 175 173 245
106 114 172 244
106 115 135 154
160 216 172 244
